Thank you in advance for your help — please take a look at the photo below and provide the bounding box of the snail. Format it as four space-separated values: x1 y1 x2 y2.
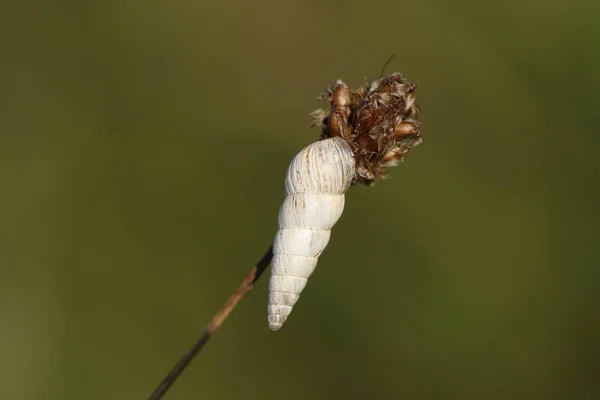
268 73 422 331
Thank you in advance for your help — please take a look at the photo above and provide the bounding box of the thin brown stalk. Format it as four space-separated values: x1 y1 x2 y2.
147 245 274 400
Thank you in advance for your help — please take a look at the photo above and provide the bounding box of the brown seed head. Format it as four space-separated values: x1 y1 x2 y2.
312 72 422 185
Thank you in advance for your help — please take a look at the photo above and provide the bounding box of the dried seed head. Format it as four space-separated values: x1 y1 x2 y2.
312 72 422 185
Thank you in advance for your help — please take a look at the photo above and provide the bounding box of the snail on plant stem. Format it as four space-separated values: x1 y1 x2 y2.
148 71 423 400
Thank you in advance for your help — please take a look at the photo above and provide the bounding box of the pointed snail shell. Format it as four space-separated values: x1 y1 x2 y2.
268 137 355 331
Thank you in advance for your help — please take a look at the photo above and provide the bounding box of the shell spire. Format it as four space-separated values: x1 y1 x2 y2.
268 137 355 331
268 72 422 330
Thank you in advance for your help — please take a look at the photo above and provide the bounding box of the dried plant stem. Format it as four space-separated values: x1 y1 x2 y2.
147 245 274 400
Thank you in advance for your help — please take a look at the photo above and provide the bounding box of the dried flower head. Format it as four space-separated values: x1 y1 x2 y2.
311 73 422 186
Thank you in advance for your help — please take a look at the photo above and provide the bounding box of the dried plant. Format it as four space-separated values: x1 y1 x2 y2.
312 72 422 185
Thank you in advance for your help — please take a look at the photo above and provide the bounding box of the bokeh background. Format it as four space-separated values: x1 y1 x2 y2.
1 1 599 399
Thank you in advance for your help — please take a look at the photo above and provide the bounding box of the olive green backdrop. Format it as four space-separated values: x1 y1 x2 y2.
1 1 598 399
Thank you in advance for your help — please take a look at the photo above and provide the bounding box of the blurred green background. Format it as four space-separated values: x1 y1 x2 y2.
1 1 599 399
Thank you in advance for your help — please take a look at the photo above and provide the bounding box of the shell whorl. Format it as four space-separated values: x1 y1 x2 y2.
268 137 355 331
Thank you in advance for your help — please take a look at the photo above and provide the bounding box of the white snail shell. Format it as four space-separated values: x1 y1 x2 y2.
268 137 355 331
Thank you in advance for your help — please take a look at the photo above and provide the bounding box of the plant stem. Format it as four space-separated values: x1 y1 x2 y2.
147 245 274 400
